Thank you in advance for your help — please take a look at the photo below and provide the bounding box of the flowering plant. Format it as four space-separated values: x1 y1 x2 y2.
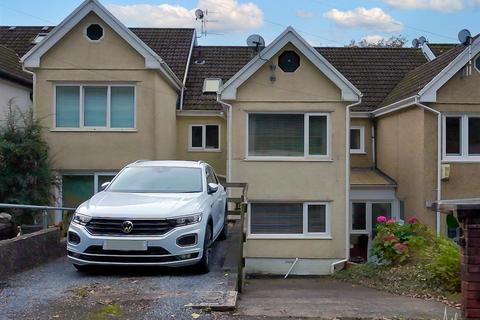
371 216 428 265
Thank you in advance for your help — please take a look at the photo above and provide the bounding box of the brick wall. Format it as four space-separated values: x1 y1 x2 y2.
460 213 480 319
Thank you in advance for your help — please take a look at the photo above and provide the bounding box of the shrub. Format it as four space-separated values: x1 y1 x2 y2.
0 102 55 222
424 237 461 292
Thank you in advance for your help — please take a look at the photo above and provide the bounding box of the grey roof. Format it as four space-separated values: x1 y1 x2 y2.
427 43 457 57
0 26 194 80
381 44 466 107
184 46 427 112
0 44 32 86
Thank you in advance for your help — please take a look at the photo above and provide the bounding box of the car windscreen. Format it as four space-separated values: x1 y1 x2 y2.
107 166 203 193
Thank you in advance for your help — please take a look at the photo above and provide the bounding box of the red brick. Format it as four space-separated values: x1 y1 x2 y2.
462 273 480 282
466 291 480 300
464 308 480 318
463 255 480 265
463 281 480 290
466 229 480 238
468 238 480 247
465 247 480 255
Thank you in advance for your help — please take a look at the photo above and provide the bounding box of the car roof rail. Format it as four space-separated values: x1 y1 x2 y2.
197 160 206 165
133 159 150 164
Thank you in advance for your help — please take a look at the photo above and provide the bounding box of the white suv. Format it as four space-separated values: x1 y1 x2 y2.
67 160 228 273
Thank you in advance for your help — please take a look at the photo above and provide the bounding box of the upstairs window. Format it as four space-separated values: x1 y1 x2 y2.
86 24 103 41
55 85 135 129
443 115 480 160
189 124 220 151
247 113 330 159
278 51 300 72
350 126 365 154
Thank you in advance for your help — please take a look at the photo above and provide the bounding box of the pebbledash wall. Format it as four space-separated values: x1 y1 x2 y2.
227 45 350 275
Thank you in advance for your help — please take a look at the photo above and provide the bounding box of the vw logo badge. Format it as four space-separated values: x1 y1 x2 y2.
121 221 133 234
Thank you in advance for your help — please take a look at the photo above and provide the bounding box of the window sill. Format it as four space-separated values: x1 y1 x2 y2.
244 157 333 162
51 128 138 132
350 150 366 154
442 157 480 163
188 148 222 153
247 235 332 240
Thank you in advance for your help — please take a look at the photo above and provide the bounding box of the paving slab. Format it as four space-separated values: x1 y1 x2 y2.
236 278 461 319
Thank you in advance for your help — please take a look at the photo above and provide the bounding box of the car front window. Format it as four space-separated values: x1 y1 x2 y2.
107 166 203 193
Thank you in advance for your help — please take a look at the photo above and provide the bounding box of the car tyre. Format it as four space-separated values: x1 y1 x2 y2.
196 225 212 274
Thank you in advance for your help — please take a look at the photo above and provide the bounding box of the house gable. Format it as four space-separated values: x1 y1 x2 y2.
236 44 342 102
220 27 361 102
40 12 145 70
21 0 182 90
436 64 480 105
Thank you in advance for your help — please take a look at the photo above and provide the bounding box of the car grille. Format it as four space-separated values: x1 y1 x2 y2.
85 218 175 236
84 245 170 256
68 250 199 263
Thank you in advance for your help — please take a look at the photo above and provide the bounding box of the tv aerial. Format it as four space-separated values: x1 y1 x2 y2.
418 36 427 46
195 9 204 20
247 34 265 51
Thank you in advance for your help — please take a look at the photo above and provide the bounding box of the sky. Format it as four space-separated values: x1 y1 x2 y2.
1 0 480 47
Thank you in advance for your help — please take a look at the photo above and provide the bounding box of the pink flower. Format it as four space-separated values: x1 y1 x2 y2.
383 234 397 242
376 216 387 223
386 219 396 225
394 243 408 253
407 216 418 224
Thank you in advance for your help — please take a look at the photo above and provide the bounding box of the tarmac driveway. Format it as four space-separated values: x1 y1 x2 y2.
0 238 233 320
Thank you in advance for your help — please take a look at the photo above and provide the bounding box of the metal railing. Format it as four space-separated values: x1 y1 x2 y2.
0 203 76 229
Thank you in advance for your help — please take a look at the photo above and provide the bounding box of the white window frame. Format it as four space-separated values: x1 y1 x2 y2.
188 124 221 152
350 201 394 235
350 126 365 154
245 112 332 161
247 201 331 239
52 83 136 131
442 114 480 162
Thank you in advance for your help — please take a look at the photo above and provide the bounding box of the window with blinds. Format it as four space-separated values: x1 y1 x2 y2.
55 85 135 129
247 113 329 158
250 202 330 237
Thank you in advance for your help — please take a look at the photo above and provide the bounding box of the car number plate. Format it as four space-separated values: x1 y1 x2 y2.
103 240 147 251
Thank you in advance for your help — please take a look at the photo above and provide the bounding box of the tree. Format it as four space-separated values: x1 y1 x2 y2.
0 99 55 207
347 35 407 48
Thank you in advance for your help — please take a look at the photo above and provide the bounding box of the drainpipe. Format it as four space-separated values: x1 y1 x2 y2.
216 94 233 183
416 98 442 236
345 97 363 260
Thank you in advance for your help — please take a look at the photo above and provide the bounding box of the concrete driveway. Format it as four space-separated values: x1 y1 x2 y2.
0 238 233 320
235 278 461 320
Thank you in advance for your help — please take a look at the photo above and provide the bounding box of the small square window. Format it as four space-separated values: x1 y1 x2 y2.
350 126 365 153
202 78 222 93
189 124 220 151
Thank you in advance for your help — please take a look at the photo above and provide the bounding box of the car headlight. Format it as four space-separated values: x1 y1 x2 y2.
174 213 202 226
72 212 92 226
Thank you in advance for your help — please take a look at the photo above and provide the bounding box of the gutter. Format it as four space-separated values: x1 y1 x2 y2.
345 97 363 260
179 30 196 110
372 95 442 235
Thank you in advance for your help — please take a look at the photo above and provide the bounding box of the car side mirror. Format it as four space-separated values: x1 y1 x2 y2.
207 183 219 194
100 181 111 190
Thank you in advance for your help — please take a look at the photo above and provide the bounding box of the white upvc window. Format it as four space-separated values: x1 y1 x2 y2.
188 124 220 151
350 126 365 154
443 114 480 161
53 84 136 130
248 202 331 239
246 112 331 160
350 201 393 235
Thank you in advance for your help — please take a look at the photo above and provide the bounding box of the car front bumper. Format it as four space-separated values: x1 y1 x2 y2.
67 221 205 267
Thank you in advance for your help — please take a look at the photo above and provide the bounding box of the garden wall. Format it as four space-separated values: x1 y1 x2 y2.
0 227 65 279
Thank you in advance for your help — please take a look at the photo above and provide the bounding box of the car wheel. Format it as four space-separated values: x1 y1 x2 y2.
195 224 212 274
218 205 228 241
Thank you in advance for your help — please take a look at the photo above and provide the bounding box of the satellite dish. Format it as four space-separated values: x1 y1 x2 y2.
458 29 472 45
418 36 427 45
412 38 419 48
195 9 204 20
247 34 265 50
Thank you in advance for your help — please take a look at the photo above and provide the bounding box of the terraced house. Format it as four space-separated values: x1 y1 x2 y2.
2 0 480 274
